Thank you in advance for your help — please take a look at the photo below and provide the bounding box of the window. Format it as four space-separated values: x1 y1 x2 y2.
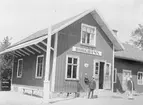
105 63 111 76
66 55 79 80
137 72 143 85
17 59 23 78
114 68 117 83
81 24 96 46
94 61 100 75
35 55 44 78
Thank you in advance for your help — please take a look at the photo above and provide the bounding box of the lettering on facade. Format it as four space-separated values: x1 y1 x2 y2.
72 46 102 56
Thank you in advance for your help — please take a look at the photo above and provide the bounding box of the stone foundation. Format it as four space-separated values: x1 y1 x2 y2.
11 84 43 97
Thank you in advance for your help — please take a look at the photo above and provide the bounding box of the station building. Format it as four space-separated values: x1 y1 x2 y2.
0 9 124 97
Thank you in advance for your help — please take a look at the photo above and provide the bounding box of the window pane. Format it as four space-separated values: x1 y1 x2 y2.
39 64 43 77
138 73 140 79
90 28 94 34
95 63 99 74
90 34 95 46
67 65 72 78
87 33 90 44
18 60 23 76
37 65 40 76
106 64 110 75
73 66 77 78
82 26 86 31
82 31 87 43
38 57 43 63
87 27 90 33
73 58 77 64
37 56 44 77
68 57 72 63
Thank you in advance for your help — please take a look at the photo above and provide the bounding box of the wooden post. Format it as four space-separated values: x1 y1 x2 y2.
11 52 15 91
112 46 114 92
43 25 52 102
51 32 58 92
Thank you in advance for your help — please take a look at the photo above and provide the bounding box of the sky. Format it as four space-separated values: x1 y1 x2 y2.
0 0 143 44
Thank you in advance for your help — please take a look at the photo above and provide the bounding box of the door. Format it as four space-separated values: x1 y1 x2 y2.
99 62 105 89
104 63 111 89
122 70 132 91
93 60 100 89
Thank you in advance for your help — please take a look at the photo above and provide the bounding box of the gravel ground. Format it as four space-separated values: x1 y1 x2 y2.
0 91 143 105
52 94 143 105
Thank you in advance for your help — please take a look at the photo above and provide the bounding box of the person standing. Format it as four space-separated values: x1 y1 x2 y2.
88 76 96 99
127 76 134 99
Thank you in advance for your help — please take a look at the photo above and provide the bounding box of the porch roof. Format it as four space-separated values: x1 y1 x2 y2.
0 35 47 55
0 8 124 55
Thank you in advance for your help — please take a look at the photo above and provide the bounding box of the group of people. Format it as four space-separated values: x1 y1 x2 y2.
84 76 97 99
84 75 134 99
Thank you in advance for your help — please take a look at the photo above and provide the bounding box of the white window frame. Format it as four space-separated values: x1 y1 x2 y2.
93 60 100 78
65 55 79 80
80 23 96 47
137 71 143 85
17 58 23 78
35 55 44 79
113 68 117 83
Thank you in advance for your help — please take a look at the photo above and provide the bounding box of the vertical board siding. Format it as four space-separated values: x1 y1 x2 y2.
54 13 113 93
12 53 46 87
114 58 143 93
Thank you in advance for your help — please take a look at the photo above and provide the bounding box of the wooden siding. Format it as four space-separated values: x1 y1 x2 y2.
12 53 46 87
54 13 113 92
114 58 143 93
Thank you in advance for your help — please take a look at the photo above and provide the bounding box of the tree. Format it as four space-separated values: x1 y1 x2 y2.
130 24 143 50
0 36 13 79
0 36 11 52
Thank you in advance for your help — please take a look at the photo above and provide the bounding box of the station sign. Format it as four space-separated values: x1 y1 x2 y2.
72 46 102 56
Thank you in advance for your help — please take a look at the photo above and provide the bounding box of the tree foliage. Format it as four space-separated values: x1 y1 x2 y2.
0 36 13 79
130 24 143 50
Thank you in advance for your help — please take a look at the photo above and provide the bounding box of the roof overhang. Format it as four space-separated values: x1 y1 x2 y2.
115 55 143 63
0 35 47 55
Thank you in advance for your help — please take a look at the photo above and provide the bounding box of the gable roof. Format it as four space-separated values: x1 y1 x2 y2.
0 8 124 54
115 43 143 62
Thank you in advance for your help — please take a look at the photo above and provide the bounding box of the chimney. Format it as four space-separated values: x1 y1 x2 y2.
112 29 118 36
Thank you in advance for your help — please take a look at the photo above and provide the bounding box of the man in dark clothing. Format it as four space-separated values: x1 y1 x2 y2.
88 77 96 99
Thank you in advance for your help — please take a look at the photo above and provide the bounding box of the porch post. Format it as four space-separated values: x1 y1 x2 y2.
111 45 115 92
11 52 15 91
51 32 58 92
43 25 52 102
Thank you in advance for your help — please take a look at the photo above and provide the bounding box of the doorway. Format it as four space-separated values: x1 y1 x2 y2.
99 62 105 89
122 70 132 91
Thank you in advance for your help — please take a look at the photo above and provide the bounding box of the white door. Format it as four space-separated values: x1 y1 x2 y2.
104 63 111 89
122 70 132 91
